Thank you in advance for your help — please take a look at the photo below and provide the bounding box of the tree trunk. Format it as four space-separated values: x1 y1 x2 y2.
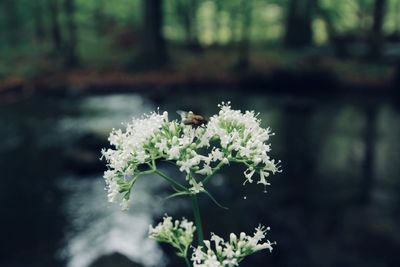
3 0 20 45
235 0 252 69
357 0 368 32
64 0 79 67
369 0 387 59
93 0 106 36
0 1 3 46
396 0 400 37
47 0 62 53
141 0 167 68
33 0 46 42
176 0 200 49
359 107 377 205
284 0 315 48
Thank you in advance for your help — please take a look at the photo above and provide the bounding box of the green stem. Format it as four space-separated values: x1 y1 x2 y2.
154 170 187 191
230 158 252 168
191 195 204 246
184 256 191 267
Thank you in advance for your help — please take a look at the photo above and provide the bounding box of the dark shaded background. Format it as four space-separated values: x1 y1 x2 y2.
1 1 400 267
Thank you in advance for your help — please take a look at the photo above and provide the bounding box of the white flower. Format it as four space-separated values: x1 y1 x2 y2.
222 258 238 266
189 180 205 194
192 246 206 264
168 146 180 159
211 148 224 162
244 168 255 184
155 138 168 153
210 233 223 246
191 225 275 267
222 244 235 259
162 111 169 121
203 254 221 267
203 102 280 186
101 102 281 209
120 198 130 211
180 218 195 233
258 169 271 186
196 164 213 175
149 215 196 258
104 171 119 203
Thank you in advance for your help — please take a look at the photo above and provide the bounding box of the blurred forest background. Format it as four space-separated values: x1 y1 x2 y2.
1 1 400 267
0 0 400 93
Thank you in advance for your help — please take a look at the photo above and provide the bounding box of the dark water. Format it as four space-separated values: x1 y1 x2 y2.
0 90 399 267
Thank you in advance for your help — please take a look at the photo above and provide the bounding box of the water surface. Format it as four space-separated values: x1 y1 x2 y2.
1 90 399 267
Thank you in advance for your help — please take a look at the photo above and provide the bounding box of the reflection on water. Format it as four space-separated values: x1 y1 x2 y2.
59 94 152 135
1 91 399 267
57 94 167 267
59 176 165 267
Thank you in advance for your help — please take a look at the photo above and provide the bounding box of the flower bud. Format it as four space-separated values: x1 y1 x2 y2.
230 233 237 243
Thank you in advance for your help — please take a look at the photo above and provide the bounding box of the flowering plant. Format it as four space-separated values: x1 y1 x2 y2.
101 102 280 266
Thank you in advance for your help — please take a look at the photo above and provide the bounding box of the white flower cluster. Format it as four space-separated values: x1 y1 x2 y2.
101 102 280 209
149 215 196 258
191 226 275 267
202 102 281 187
101 111 169 209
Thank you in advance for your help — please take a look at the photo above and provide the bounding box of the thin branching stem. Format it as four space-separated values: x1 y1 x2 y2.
191 194 204 246
154 169 188 191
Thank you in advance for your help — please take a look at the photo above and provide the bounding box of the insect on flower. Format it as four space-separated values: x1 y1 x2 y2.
177 110 208 127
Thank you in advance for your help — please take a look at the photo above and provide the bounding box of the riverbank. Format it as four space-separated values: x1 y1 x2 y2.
0 67 398 101
1 47 398 102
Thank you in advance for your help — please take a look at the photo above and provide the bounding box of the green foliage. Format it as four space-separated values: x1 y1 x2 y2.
0 0 398 78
